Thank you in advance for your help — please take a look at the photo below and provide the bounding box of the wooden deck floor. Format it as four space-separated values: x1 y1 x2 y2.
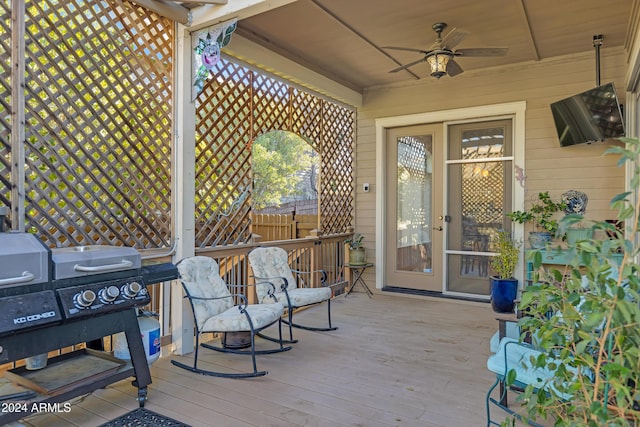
17 292 508 427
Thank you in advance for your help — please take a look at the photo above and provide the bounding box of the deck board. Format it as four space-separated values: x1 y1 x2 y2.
17 292 514 426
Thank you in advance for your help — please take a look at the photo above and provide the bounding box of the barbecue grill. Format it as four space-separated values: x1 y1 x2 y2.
0 219 178 424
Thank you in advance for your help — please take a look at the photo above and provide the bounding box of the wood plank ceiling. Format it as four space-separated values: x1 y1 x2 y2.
140 0 632 93
233 0 632 92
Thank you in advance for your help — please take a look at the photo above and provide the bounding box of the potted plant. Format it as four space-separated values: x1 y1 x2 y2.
345 233 366 265
489 230 522 313
504 137 640 426
507 191 566 248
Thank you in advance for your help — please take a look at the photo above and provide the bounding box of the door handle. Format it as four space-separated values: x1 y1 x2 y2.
433 226 443 231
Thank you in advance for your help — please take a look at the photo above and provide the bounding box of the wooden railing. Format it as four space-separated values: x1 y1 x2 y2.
196 233 350 292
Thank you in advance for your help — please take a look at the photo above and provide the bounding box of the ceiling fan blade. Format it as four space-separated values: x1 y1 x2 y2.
455 47 508 57
440 27 469 49
446 59 464 77
382 46 427 54
389 57 425 73
427 41 441 51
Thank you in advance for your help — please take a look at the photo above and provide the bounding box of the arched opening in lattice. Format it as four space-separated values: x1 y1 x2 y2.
252 130 320 214
194 57 354 247
250 130 320 241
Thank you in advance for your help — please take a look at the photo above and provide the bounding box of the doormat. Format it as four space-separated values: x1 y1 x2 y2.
98 408 191 427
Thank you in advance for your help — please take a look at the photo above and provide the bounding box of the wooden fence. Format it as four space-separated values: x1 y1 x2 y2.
252 214 319 241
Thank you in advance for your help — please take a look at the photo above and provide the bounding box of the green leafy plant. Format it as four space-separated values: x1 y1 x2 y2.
252 130 318 209
345 233 364 250
507 191 567 235
505 138 640 426
489 230 522 279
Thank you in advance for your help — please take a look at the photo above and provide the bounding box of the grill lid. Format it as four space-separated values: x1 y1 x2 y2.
51 245 141 280
0 232 51 287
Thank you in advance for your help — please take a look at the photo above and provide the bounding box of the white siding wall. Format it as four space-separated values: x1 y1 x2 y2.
356 48 627 286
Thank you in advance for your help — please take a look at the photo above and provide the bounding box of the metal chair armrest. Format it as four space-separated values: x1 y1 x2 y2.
253 275 288 291
184 294 232 302
291 269 328 287
228 293 249 307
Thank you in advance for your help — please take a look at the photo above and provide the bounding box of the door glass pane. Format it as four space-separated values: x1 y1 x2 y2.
396 135 432 273
447 123 512 296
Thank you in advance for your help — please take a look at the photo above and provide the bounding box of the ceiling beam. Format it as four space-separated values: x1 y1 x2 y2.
190 0 297 31
309 0 420 80
517 0 540 61
132 0 190 24
178 0 227 3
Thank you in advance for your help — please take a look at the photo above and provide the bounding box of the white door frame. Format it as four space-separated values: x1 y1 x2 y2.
374 101 527 292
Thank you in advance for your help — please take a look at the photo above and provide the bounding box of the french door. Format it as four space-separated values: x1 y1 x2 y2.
384 119 513 297
445 119 513 297
385 124 443 292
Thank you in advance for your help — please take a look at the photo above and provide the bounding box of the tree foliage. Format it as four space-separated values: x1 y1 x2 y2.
252 131 317 209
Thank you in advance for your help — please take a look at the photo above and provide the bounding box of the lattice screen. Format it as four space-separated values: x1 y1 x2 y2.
195 57 355 247
319 100 355 234
461 135 507 226
462 162 505 225
0 0 12 214
0 0 173 248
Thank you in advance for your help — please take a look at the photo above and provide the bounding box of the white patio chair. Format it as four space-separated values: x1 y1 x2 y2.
248 246 337 342
171 256 291 378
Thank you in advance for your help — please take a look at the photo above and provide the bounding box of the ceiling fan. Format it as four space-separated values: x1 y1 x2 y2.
383 23 508 79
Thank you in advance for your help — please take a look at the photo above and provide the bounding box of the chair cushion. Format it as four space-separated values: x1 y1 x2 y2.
262 286 331 307
178 256 235 331
201 303 285 332
249 247 300 301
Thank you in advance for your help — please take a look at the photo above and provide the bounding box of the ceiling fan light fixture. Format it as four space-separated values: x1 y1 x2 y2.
427 52 451 78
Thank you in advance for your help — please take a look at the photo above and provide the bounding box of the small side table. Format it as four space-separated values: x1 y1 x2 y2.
345 262 374 298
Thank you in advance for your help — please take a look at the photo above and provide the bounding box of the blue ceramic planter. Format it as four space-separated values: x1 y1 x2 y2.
490 277 518 313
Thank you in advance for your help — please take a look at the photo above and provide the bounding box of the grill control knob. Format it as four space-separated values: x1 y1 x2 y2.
99 285 120 303
74 290 96 308
122 281 142 298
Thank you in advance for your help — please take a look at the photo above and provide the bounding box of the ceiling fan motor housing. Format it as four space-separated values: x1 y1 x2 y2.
432 22 447 39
